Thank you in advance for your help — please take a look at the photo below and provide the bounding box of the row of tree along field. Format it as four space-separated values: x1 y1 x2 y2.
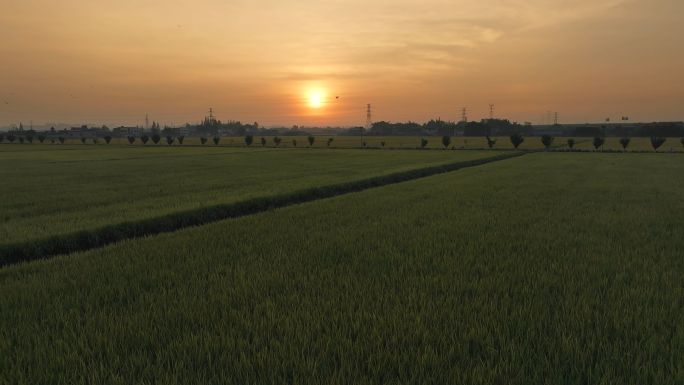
2 132 682 153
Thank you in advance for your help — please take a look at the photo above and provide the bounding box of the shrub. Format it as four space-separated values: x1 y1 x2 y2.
213 137 220 146
592 137 605 152
650 137 666 153
420 138 428 149
509 133 524 150
8 134 16 143
363 141 367 147
51 139 55 144
619 137 631 153
26 134 34 144
127 136 136 145
58 136 65 144
261 137 267 147
80 137 86 144
166 136 174 146
200 137 208 146
92 138 99 144
327 138 334 147
103 136 112 144
178 136 185 146
381 141 385 148
19 137 25 144
292 139 297 147
308 135 315 147
274 136 281 147
441 135 451 149
541 134 555 152
151 134 161 146
37 135 46 144
486 134 497 150
245 135 254 147
567 138 575 149
140 135 150 146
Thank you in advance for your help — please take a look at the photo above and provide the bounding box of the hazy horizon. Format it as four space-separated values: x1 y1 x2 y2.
2 0 683 127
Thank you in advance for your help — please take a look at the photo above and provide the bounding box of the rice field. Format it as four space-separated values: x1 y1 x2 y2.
1 152 683 383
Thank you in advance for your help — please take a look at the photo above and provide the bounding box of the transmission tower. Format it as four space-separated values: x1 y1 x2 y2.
547 111 552 127
461 108 468 123
489 104 494 120
553 112 559 126
145 114 149 130
364 104 372 130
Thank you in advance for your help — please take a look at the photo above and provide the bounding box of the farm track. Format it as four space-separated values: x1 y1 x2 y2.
0 152 526 267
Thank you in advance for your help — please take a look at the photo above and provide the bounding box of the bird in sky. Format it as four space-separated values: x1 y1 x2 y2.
90 86 93 87
3 101 8 104
335 96 339 99
71 95 78 98
177 25 182 28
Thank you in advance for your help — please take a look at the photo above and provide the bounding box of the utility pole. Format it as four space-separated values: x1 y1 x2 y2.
363 104 372 148
145 114 149 131
553 112 559 126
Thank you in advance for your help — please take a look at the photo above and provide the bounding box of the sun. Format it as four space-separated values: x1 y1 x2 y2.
309 93 322 107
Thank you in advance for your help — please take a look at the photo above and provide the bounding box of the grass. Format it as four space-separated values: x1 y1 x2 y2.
1 153 683 383
0 146 499 246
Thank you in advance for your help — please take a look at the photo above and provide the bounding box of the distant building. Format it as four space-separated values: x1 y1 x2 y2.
347 127 365 136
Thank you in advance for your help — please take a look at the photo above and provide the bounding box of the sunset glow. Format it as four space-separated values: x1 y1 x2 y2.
309 93 322 108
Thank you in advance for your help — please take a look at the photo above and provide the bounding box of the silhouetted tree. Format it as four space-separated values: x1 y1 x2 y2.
178 136 185 146
151 133 161 146
592 137 605 152
363 141 367 147
80 137 86 144
19 137 25 144
441 135 451 149
619 137 631 153
567 138 575 149
260 137 267 147
26 134 34 144
104 135 112 144
8 134 16 143
327 138 334 147
37 135 46 144
245 135 254 147
273 136 281 147
680 138 684 149
51 139 56 144
213 137 220 146
486 134 497 150
140 135 150 146
92 138 99 144
420 138 428 149
650 137 666 153
166 136 174 146
58 136 65 144
381 141 385 148
127 136 136 145
292 139 297 147
509 133 524 150
200 137 208 146
541 134 555 151
0 134 3 143
463 139 469 148
308 135 315 147
238 127 246 136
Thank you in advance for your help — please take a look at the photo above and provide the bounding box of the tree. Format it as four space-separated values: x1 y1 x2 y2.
292 139 297 147
245 135 254 147
151 133 161 146
162 126 174 136
26 134 34 144
592 137 605 152
104 135 112 144
19 137 25 144
650 137 666 153
619 137 631 153
260 137 267 147
166 136 174 146
200 137 208 146
541 134 555 152
567 138 575 149
327 138 334 147
140 135 150 146
127 136 136 145
238 127 246 136
307 135 315 147
213 137 220 146
441 135 451 149
150 122 160 134
420 138 428 149
273 136 281 147
178 136 185 146
381 141 385 148
58 136 65 144
0 134 3 143
509 133 525 150
486 134 497 150
80 137 87 144
8 134 16 143
463 139 469 148
92 138 99 144
38 135 46 144
51 139 55 144
681 138 684 149
363 141 367 147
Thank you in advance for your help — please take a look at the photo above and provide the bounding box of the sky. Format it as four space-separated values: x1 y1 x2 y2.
1 0 683 128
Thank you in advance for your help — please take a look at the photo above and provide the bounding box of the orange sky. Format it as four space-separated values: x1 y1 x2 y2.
1 0 683 127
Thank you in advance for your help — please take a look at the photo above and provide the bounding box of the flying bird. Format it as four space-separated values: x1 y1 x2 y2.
3 101 8 104
177 25 182 27
71 95 78 98
335 96 339 99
